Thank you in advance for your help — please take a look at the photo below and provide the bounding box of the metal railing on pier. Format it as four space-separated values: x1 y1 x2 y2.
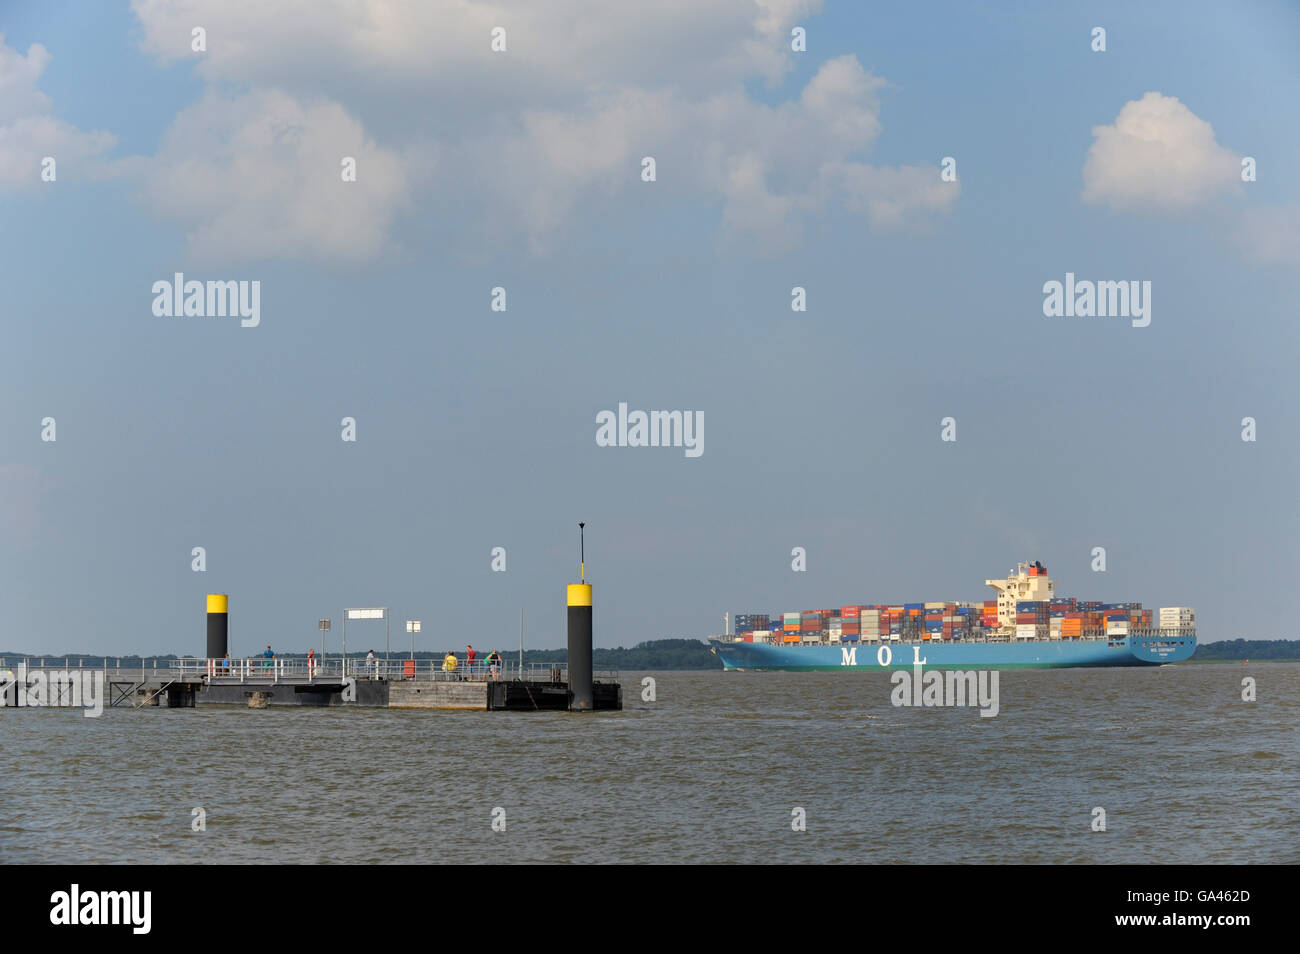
1 657 618 686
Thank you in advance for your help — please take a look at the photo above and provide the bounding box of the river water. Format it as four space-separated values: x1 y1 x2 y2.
1 663 1296 863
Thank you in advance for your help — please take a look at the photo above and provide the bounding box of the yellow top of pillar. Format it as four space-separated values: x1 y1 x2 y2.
567 584 592 607
206 593 229 614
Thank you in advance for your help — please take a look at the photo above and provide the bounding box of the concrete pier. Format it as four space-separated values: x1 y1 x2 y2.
1 659 621 711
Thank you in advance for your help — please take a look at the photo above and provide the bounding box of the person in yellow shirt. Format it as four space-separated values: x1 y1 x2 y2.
442 651 458 674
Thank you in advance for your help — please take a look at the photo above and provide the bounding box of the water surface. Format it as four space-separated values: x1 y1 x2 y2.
2 664 1295 863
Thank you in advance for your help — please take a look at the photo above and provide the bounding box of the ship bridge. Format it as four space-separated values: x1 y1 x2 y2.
985 561 1055 628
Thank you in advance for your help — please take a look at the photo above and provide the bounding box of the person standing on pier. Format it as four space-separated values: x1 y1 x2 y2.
366 649 377 679
466 644 476 674
442 650 458 675
263 645 274 672
222 651 231 675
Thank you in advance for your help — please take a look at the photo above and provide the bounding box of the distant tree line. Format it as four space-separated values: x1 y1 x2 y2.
1190 639 1300 661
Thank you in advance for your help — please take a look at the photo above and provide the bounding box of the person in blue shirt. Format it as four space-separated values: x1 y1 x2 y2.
263 645 274 671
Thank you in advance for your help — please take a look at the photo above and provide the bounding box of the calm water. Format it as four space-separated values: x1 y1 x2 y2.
2 664 1297 864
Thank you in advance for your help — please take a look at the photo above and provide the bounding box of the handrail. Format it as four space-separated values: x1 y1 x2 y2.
4 657 615 684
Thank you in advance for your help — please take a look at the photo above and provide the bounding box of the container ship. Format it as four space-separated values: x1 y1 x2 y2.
709 561 1197 670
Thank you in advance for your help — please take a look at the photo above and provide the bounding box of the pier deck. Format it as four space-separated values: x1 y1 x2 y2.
1 658 622 711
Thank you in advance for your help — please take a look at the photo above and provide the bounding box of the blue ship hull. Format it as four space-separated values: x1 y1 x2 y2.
709 634 1196 670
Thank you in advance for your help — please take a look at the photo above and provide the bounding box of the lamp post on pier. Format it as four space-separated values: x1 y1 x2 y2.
406 620 421 661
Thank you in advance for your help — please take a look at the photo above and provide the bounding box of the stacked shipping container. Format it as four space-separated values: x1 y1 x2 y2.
742 592 1167 644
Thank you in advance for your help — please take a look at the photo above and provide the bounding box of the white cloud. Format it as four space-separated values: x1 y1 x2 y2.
1082 91 1241 211
130 0 818 103
471 57 954 254
1081 91 1297 269
126 2 955 260
136 90 417 264
0 35 117 193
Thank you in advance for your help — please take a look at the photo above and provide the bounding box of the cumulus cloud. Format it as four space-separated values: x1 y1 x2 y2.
0 35 117 193
130 0 818 102
1081 91 1296 269
126 1 955 260
1082 91 1241 211
137 90 419 264
461 56 954 254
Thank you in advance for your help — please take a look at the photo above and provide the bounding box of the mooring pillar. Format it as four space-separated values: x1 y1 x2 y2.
207 593 228 660
567 583 593 711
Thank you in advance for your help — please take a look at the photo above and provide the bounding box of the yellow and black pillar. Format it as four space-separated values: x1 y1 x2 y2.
567 582 593 711
206 593 228 659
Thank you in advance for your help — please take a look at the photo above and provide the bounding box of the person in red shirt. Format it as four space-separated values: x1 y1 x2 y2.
466 645 476 671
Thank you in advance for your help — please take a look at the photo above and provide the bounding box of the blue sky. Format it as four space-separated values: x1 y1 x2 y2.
2 1 1298 655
